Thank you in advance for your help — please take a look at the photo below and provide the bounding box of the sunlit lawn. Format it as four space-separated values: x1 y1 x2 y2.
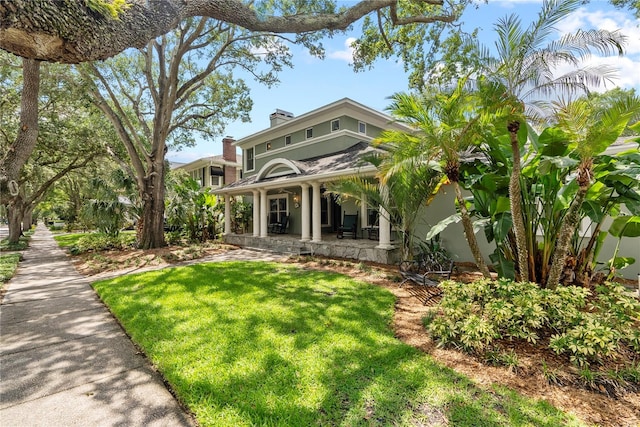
93 261 583 427
53 232 87 248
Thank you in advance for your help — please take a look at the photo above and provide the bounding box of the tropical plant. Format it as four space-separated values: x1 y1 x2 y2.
454 95 640 286
468 0 627 281
329 146 443 261
378 79 495 276
82 176 130 238
165 174 221 242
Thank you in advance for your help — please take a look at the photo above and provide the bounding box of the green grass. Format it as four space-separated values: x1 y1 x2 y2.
53 233 87 248
93 261 584 427
0 229 33 251
0 253 22 282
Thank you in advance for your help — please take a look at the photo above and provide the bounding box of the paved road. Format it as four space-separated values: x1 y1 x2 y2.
0 225 195 426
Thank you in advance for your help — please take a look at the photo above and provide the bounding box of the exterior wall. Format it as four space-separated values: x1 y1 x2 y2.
594 206 639 280
249 132 368 176
415 187 638 280
413 187 493 266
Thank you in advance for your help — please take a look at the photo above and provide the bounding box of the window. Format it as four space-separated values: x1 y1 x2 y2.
358 121 366 134
190 169 203 186
285 135 292 145
210 175 220 186
266 142 272 151
268 195 288 224
321 195 330 226
246 147 254 171
331 119 340 132
306 127 313 139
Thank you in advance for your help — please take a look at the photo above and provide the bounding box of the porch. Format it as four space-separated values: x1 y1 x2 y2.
224 232 401 265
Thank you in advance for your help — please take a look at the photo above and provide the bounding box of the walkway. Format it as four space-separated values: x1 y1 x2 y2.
0 225 196 426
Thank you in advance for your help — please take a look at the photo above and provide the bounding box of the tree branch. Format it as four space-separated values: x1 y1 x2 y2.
0 0 456 63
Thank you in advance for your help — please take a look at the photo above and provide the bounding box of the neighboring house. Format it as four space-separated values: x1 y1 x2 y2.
174 137 242 189
213 98 413 263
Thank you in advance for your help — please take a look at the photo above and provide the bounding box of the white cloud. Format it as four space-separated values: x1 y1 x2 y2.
552 7 640 92
557 7 640 55
551 54 640 93
327 37 357 63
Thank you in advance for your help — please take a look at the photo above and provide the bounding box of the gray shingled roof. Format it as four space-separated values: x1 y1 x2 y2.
221 142 376 191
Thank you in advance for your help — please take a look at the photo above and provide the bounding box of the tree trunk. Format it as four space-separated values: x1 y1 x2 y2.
138 159 166 249
507 121 530 282
22 206 33 231
453 181 492 278
7 198 24 243
2 58 40 244
547 163 591 288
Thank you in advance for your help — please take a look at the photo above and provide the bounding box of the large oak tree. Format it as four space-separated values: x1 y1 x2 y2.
0 0 462 64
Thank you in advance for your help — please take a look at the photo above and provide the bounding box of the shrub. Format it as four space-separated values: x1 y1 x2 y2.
427 279 640 368
69 232 136 255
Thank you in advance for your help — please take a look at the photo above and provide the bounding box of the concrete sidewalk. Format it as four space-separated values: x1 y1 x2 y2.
0 225 195 426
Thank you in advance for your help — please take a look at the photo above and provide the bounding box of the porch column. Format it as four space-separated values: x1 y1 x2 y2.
224 194 231 235
360 192 368 226
260 189 268 238
377 186 393 249
300 183 311 241
252 190 260 237
311 182 322 242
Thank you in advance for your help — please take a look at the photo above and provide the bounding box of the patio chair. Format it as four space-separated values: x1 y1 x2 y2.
337 212 358 239
398 255 454 304
268 214 289 234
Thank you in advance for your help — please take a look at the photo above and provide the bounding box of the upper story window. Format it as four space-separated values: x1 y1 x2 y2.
285 135 292 145
359 121 366 134
246 147 254 171
210 175 220 186
306 128 313 139
266 142 272 151
331 119 340 132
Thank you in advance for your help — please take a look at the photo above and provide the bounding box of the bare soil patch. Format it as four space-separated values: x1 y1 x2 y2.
71 249 639 427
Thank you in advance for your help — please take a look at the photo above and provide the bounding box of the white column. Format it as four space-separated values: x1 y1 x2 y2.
252 190 260 237
224 194 231 235
360 192 368 226
260 189 268 238
377 186 393 249
300 183 311 241
311 182 322 242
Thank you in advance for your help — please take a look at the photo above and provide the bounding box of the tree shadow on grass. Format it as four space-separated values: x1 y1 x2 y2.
93 261 577 427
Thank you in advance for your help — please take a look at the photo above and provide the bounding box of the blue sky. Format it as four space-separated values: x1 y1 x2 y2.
167 0 640 163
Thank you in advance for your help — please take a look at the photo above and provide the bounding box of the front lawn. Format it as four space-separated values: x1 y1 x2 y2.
93 261 581 426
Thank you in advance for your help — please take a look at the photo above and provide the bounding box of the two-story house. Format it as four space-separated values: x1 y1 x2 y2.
174 137 242 190
214 98 413 263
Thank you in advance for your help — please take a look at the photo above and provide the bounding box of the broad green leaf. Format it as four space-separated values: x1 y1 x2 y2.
609 256 635 270
581 200 605 223
492 212 513 242
538 127 570 156
426 213 461 240
608 216 640 238
490 250 515 280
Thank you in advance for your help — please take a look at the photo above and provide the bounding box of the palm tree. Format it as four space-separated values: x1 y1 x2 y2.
546 94 640 287
475 0 626 282
378 80 492 278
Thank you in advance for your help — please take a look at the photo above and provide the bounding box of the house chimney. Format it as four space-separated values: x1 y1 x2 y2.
222 136 238 185
222 136 236 162
269 109 294 127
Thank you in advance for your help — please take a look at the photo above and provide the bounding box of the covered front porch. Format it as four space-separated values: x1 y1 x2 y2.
224 231 401 265
215 143 400 265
